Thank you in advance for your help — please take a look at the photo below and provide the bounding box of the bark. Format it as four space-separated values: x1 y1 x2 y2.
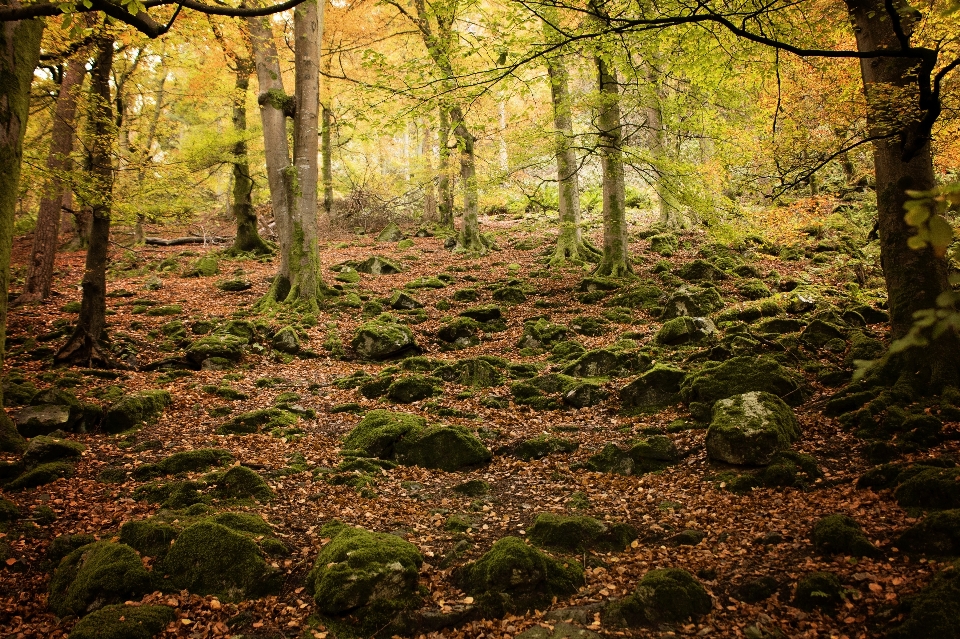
133 70 166 246
543 14 599 266
19 55 85 304
643 87 689 230
422 118 437 222
0 7 43 446
593 57 633 278
449 104 485 253
55 37 120 369
228 63 272 255
321 103 333 216
437 105 454 228
845 0 959 390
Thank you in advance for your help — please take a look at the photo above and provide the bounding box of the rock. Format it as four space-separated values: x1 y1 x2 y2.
389 291 423 310
186 333 247 365
335 267 360 283
6 461 75 490
811 514 878 557
271 326 300 354
342 410 425 458
492 286 526 304
356 255 403 275
396 425 491 471
569 315 609 337
0 414 25 454
306 521 423 635
669 529 706 546
563 348 639 378
578 277 621 293
895 467 960 510
68 604 176 639
143 276 163 291
656 316 718 345
459 304 502 322
678 259 725 282
603 568 711 627
577 437 677 475
459 536 583 615
102 390 172 434
387 375 441 403
161 521 281 600
660 286 724 320
563 382 608 408
736 279 772 300
437 317 481 349
377 221 405 242
650 233 678 256
517 319 567 351
735 575 779 603
433 358 503 387
182 254 219 277
119 519 179 560
0 498 19 523
620 364 685 412
793 571 844 610
209 465 274 501
756 317 806 334
216 278 252 292
706 392 800 465
886 561 960 639
897 510 960 556
527 513 635 552
679 355 807 409
452 287 479 302
607 282 663 310
511 435 578 461
22 436 84 468
48 541 151 617
801 319 846 349
15 405 75 438
352 316 417 360
217 408 297 435
845 331 885 367
517 622 600 639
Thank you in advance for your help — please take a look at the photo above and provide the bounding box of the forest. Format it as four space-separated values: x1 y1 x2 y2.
0 0 959 636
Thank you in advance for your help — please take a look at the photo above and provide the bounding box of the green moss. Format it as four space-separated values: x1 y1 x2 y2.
452 479 490 496
897 510 960 556
208 512 274 535
396 425 491 471
306 522 423 635
133 480 206 509
680 356 807 408
619 364 685 413
527 513 635 552
44 534 97 570
811 514 878 557
342 410 424 458
145 304 182 316
135 448 232 480
706 391 800 466
119 519 178 560
22 435 84 468
604 568 712 627
887 562 960 639
161 521 280 601
68 604 176 639
517 319 567 351
433 358 504 387
386 375 441 403
793 571 844 610
217 408 297 435
208 465 273 501
48 542 151 617
0 497 19 523
102 390 172 434
185 333 247 365
352 317 417 360
7 461 74 490
736 278 772 299
182 254 219 277
606 283 664 310
512 435 578 461
895 467 960 510
460 536 583 615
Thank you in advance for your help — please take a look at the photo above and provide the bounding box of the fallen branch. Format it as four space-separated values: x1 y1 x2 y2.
144 235 233 246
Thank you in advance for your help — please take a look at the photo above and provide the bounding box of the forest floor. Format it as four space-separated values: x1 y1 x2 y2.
0 199 957 639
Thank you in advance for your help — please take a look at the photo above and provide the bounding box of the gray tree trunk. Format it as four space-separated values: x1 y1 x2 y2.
437 106 454 228
228 62 272 255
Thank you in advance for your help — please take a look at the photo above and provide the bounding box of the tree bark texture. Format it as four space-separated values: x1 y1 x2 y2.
449 104 484 252
642 76 688 230
421 118 437 223
437 106 454 228
20 55 85 304
321 103 333 216
55 37 118 368
594 57 633 278
229 63 272 255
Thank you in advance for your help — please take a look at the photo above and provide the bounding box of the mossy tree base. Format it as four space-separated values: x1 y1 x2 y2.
54 329 125 370
550 236 601 267
593 258 635 279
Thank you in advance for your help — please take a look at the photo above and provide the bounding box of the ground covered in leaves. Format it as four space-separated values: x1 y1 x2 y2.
1 199 958 639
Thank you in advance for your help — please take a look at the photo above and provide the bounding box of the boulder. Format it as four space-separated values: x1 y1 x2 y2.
459 304 502 322
793 571 843 610
271 326 300 354
511 435 578 461
6 461 75 490
216 278 252 292
15 405 75 438
527 513 635 552
886 562 960 639
677 259 725 282
492 286 526 304
102 390 172 434
342 410 425 458
706 392 800 465
352 317 417 360
659 286 724 320
736 279 772 300
437 317 481 349
22 436 84 468
396 425 491 471
217 408 297 435
800 319 846 349
578 277 621 293
811 514 878 557
603 568 711 627
376 221 405 242
897 510 960 556
356 255 403 275
577 437 678 476
387 375 441 403
607 282 663 311
459 536 583 615
209 465 274 501
68 604 176 639
563 382 608 408
119 519 179 561
389 291 423 310
181 254 219 277
619 365 685 412
656 316 718 345
48 541 151 617
563 349 638 378
433 358 503 387
755 317 806 335
517 319 567 351
895 467 960 510
679 355 807 410
185 333 247 365
650 233 678 256
306 521 423 635
517 622 600 639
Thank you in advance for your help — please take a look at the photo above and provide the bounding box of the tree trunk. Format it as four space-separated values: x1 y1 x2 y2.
593 57 633 278
544 15 599 266
19 55 85 304
321 103 333 216
846 0 959 390
55 37 120 369
422 118 437 223
450 104 485 253
133 70 167 247
0 8 43 450
437 105 454 228
228 64 272 255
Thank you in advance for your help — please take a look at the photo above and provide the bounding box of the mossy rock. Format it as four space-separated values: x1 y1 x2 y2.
517 319 567 351
619 364 685 413
134 448 233 480
208 465 273 501
650 233 678 256
656 316 718 346
358 374 394 399
352 317 418 360
706 392 800 466
527 513 635 552
576 437 677 476
133 480 206 509
793 571 844 610
897 510 960 556
217 408 297 435
549 340 587 363
460 304 502 322
271 326 300 354
563 381 609 408
433 358 504 387
660 286 724 320
49 541 151 617
387 375 442 403
811 514 879 557
306 521 423 635
886 562 960 639
677 259 725 282
7 461 75 490
492 286 526 304
452 288 479 302
563 348 642 379
603 568 711 627
726 450 822 491
800 319 846 350
68 603 176 639
436 317 481 349
459 536 583 615
354 255 403 275
405 275 446 289
376 221 405 242
736 279 772 300
101 390 172 434
895 467 960 510
160 521 281 601
606 282 664 311
119 519 178 560
452 479 490 496
0 498 20 523
388 290 423 310
755 317 806 335
396 425 491 471
512 435 578 461
216 278 252 292
569 315 609 337
22 435 84 468
145 304 182 317
342 410 426 459
182 255 219 277
185 333 247 366
680 355 807 414
210 511 274 535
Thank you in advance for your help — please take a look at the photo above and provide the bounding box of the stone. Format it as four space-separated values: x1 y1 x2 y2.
376 221 405 242
603 568 711 626
459 304 502 322
352 317 417 360
755 317 806 335
185 333 247 365
389 291 423 310
492 286 526 304
678 259 725 282
271 326 300 354
735 575 779 603
181 255 219 277
679 355 807 408
517 622 600 639
459 536 583 615
517 319 567 351
569 316 609 337
811 514 879 557
22 436 84 468
578 277 621 293
563 349 639 378
335 267 360 283
527 513 635 552
217 408 297 435
659 286 724 320
341 410 425 459
48 542 151 617
511 435 578 461
216 278 252 292
355 255 403 275
619 364 685 413
15 405 75 438
607 282 663 310
650 233 678 256
68 604 176 639
656 316 718 345
433 358 503 387
563 382 608 408
895 467 960 510
793 571 844 610
6 461 75 490
886 562 960 639
706 392 800 465
437 317 481 349
736 279 772 300
208 465 274 501
897 510 960 556
386 375 441 403
119 519 179 560
306 521 423 635
801 319 846 349
452 287 479 302
102 390 172 434
395 425 491 471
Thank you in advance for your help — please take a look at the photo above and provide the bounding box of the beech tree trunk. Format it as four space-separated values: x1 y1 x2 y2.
0 7 43 450
228 63 272 255
845 0 959 389
321 103 333 216
55 37 119 368
422 118 437 222
449 104 484 252
19 56 85 304
593 57 633 278
643 76 689 230
437 106 454 228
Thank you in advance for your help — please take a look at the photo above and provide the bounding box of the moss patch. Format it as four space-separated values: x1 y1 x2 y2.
527 513 635 552
68 604 177 639
811 514 878 557
49 542 151 617
603 568 712 627
102 390 172 434
887 562 960 639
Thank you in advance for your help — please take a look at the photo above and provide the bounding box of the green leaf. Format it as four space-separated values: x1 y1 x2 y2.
928 215 954 252
904 203 931 226
907 235 928 250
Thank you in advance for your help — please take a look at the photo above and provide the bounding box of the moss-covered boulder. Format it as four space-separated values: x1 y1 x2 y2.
306 521 423 635
185 333 247 367
460 304 502 322
517 319 567 351
603 568 712 627
22 435 84 468
706 392 800 465
49 541 151 617
607 282 664 311
352 317 417 360
181 254 219 277
811 514 878 557
342 410 425 458
389 290 423 310
102 390 172 434
119 519 178 560
656 316 718 345
650 233 678 256
134 448 232 480
68 604 176 639
887 562 960 639
528 513 635 553
433 358 503 387
793 571 844 610
800 319 846 350
460 536 583 615
355 255 403 275
563 381 609 408
660 286 724 320
161 521 280 601
0 497 20 523
15 405 75 438
678 259 725 282
575 436 678 476
619 365 685 413
387 375 442 403
517 622 600 639
511 435 578 461
7 461 74 490
895 467 960 510
217 408 297 435
680 355 807 417
376 221 405 242
396 425 491 471
271 326 300 354
492 286 526 304
208 465 273 501
436 317 481 349
897 510 960 556
562 349 640 378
